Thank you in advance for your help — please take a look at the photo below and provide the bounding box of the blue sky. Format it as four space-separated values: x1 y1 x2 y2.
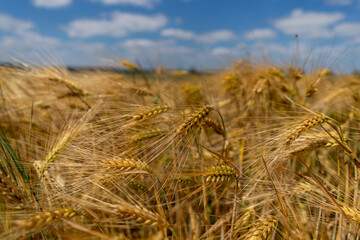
0 0 360 70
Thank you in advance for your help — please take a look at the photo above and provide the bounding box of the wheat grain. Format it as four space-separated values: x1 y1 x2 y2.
131 129 167 144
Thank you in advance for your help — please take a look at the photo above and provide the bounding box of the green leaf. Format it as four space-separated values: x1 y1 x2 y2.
0 129 29 181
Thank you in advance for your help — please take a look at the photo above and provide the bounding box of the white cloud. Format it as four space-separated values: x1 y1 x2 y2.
66 41 106 53
90 0 160 8
161 28 194 39
64 11 167 38
1 32 61 50
274 9 344 38
333 22 360 37
119 38 193 68
32 0 72 8
0 33 108 66
0 32 63 65
244 28 276 40
325 0 352 5
121 38 158 48
161 28 235 44
196 30 235 43
254 42 290 56
120 38 190 54
211 47 232 56
0 14 34 34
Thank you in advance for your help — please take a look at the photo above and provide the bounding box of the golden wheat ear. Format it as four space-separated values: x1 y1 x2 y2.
285 113 330 146
48 75 86 97
132 105 169 121
0 171 26 208
36 107 98 175
242 215 279 240
15 207 78 230
176 105 213 136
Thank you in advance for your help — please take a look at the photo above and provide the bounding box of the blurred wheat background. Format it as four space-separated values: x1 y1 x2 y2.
1 0 360 240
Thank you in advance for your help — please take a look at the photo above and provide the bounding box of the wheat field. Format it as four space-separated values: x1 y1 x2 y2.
0 57 360 239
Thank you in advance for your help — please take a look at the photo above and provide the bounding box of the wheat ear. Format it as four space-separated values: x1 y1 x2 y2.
16 208 78 230
115 203 168 227
285 114 330 146
133 105 169 121
176 105 213 136
49 75 86 97
204 164 235 183
131 129 167 144
202 118 224 136
243 215 278 240
100 157 149 172
0 172 23 204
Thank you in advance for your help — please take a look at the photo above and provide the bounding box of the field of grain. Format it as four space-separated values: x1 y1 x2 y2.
0 59 360 239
